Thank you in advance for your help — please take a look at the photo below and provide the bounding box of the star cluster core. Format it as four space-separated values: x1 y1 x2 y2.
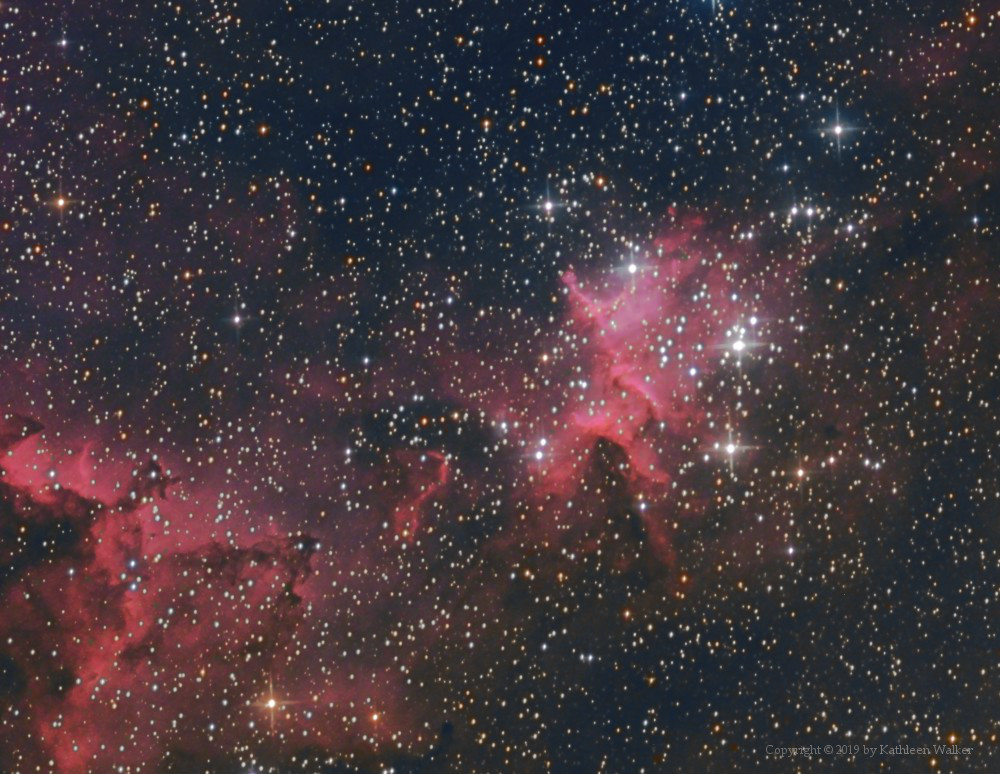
0 1 997 771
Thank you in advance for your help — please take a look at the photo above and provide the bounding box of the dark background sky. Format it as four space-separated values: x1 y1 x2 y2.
0 0 997 771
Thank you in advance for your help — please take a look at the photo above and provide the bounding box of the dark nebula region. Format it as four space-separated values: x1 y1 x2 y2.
1 1 998 771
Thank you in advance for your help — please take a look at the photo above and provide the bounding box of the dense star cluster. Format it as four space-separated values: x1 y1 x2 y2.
1 0 997 771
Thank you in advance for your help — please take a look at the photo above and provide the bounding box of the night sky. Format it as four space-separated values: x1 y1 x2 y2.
1 1 998 772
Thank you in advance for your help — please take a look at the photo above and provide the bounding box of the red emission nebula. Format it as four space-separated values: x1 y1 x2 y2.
1 2 997 770
3 215 820 770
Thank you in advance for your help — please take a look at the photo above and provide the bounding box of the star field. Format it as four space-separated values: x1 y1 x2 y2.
0 1 998 771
